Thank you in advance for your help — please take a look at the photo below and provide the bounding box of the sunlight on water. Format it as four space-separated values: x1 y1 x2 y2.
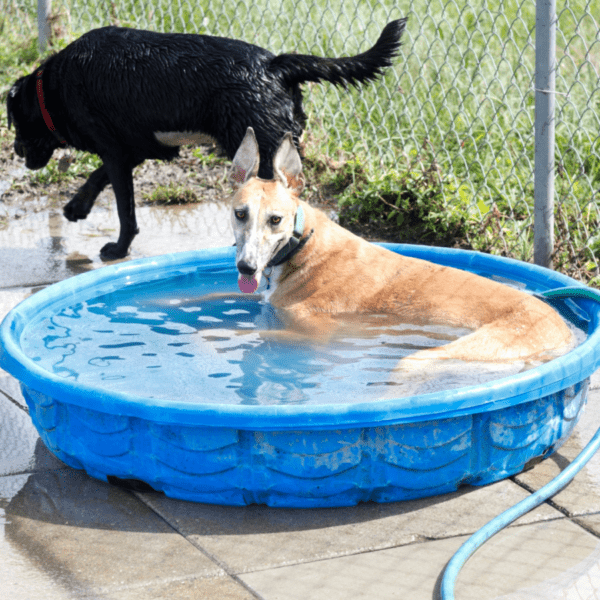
19 270 581 406
19 270 476 405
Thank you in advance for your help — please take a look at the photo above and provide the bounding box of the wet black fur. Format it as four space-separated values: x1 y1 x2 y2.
6 20 407 259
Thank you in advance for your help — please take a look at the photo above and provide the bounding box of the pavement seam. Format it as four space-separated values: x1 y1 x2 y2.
0 282 56 291
511 475 573 517
69 571 248 598
0 388 29 414
133 492 266 600
511 475 600 539
217 521 570 576
571 516 600 539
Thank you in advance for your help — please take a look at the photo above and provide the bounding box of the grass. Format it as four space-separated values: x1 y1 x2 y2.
191 148 228 167
27 151 103 185
0 0 597 283
142 183 201 205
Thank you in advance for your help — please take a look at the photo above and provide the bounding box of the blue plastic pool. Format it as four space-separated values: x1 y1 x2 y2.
1 244 599 507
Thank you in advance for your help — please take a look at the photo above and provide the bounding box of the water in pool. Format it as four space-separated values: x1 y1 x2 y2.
20 270 577 405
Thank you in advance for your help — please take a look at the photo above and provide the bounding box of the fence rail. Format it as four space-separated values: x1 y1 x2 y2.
2 0 598 281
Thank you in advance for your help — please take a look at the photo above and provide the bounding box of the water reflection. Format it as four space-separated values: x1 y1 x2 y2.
20 273 468 406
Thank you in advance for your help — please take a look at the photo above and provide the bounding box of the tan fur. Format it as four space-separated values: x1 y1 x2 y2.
230 129 574 390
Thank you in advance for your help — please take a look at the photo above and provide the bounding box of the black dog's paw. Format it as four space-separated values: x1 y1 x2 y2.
100 242 129 261
64 193 94 221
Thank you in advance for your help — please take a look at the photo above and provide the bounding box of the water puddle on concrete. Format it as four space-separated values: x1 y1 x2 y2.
0 397 78 598
0 473 76 600
0 166 28 196
0 191 234 289
0 465 164 598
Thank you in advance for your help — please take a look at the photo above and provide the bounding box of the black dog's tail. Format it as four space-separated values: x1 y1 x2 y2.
268 18 407 88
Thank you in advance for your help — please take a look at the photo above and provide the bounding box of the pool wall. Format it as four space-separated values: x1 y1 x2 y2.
22 378 588 507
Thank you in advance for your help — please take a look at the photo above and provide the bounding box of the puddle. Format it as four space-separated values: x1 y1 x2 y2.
0 193 234 289
0 435 77 599
0 399 38 475
0 167 28 200
0 474 75 600
0 469 146 599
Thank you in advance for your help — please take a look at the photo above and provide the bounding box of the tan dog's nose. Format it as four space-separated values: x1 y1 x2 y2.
237 260 257 276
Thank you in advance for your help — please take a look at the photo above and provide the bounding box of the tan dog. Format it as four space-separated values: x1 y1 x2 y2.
230 128 574 392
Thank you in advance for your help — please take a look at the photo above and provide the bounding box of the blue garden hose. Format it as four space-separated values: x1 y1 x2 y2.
440 286 600 600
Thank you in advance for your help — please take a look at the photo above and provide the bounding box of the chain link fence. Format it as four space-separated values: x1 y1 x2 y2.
2 0 599 282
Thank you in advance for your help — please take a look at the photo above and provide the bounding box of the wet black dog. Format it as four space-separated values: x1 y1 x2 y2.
7 20 406 259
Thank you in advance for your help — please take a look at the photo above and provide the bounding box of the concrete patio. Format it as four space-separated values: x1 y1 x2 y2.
1 175 600 600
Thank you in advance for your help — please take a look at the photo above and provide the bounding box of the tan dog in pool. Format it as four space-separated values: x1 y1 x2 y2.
230 128 573 391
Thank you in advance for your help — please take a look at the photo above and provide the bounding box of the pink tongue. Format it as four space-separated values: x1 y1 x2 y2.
238 276 258 294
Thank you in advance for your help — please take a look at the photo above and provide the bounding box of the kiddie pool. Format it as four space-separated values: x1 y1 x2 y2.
1 244 600 508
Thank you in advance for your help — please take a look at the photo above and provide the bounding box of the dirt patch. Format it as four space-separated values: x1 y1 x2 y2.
0 141 232 216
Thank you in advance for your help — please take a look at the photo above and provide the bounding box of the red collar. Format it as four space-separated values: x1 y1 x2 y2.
36 69 66 145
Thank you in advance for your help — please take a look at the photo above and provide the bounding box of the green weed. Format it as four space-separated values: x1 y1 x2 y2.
142 183 200 205
191 147 228 167
28 152 103 185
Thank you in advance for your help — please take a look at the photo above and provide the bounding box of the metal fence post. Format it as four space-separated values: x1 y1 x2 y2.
37 0 52 52
534 0 556 268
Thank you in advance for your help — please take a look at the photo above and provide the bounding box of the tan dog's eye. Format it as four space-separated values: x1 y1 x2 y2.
270 216 282 226
234 210 246 221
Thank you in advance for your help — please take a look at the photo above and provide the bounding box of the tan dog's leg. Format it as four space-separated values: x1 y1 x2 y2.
387 319 572 397
387 347 526 398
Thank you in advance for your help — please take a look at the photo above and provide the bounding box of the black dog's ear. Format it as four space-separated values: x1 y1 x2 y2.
7 83 20 130
273 133 305 195
230 127 260 188
7 78 28 130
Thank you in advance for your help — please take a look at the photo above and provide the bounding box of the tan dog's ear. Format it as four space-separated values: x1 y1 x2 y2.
230 127 260 188
273 133 305 195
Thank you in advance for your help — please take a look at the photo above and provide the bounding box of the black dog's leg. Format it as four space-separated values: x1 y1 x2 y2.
100 158 139 260
64 165 110 221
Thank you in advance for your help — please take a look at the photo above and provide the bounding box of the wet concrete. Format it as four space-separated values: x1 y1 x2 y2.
1 181 600 599
0 192 234 288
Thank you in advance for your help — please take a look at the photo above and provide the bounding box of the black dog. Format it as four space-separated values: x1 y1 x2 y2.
7 20 406 259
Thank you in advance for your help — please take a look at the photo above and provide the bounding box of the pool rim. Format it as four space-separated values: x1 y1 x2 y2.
1 244 599 431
